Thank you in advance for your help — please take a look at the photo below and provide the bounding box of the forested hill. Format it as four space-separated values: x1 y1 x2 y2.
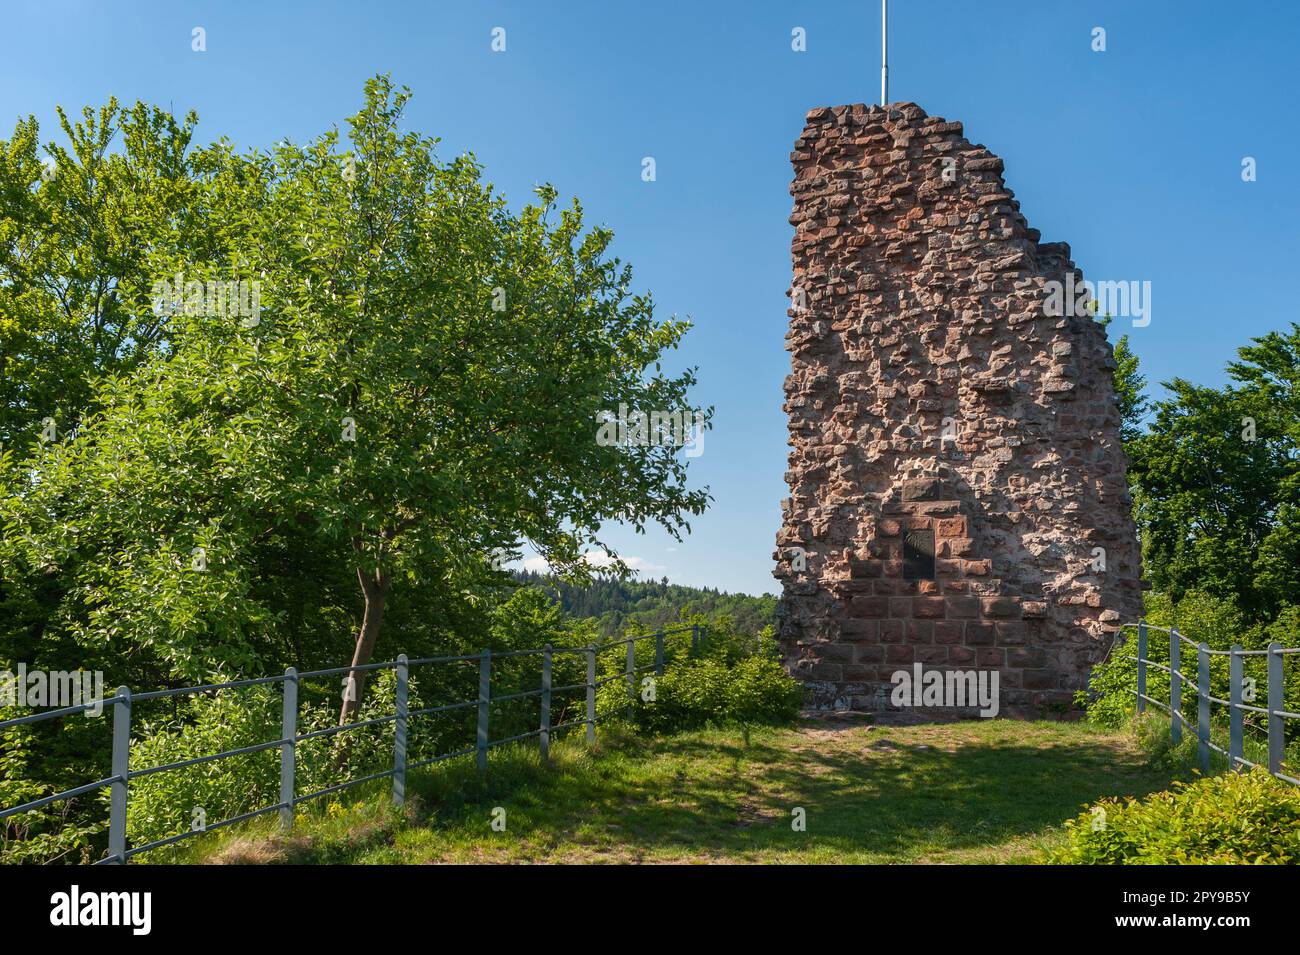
513 571 778 638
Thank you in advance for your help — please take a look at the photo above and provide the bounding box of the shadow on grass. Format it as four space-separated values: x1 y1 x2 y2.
175 720 1188 863
381 721 1187 862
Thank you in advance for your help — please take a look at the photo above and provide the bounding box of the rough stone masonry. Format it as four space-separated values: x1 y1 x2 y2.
773 103 1143 717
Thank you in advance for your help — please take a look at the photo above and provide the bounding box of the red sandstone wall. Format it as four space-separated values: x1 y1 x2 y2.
773 102 1143 716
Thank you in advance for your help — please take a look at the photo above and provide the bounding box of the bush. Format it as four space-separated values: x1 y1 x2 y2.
630 655 802 736
1 713 105 863
124 687 282 848
1083 590 1300 733
1051 768 1300 864
125 670 430 853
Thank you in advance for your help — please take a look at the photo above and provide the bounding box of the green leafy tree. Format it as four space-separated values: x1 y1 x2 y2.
1127 325 1300 621
0 100 209 454
1225 325 1300 607
516 569 777 638
1097 315 1149 446
1112 333 1149 445
1 77 711 727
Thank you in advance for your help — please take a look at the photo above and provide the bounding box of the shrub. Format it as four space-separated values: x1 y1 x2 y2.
124 687 282 848
726 655 804 725
1 714 105 863
630 655 802 736
1083 589 1300 732
1051 768 1300 864
125 670 421 854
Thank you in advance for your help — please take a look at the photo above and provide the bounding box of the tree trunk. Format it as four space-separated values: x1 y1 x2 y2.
339 564 390 725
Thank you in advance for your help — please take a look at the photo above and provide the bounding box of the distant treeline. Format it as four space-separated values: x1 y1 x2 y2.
512 570 778 638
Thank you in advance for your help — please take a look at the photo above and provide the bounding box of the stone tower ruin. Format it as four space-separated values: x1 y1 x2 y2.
774 103 1142 717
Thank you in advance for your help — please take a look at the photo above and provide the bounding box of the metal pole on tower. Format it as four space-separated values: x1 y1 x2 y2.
881 0 889 106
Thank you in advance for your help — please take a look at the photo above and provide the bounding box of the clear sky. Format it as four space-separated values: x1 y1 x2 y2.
2 0 1296 596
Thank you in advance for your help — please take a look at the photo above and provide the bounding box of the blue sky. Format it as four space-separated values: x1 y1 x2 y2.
2 0 1296 596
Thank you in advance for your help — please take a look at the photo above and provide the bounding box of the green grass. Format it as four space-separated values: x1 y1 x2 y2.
157 716 1193 864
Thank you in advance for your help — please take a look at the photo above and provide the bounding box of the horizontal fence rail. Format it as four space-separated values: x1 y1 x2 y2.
1124 620 1298 786
0 625 699 864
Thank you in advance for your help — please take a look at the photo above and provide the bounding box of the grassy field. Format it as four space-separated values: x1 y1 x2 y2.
162 715 1193 864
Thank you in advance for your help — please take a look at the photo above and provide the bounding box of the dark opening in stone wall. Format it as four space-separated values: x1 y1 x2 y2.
902 529 935 580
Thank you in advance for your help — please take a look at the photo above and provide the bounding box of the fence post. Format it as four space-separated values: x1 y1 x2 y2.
280 667 297 830
1268 642 1284 775
1229 646 1243 772
1197 643 1210 773
108 686 131 864
655 630 665 677
477 649 491 774
1170 628 1182 746
586 643 596 744
626 636 636 714
540 644 552 762
1135 621 1147 714
393 655 408 807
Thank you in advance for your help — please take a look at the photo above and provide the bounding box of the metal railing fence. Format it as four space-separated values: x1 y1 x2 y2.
0 624 700 864
1126 620 1299 786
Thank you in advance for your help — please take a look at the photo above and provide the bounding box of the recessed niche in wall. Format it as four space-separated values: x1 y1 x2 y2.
903 528 936 580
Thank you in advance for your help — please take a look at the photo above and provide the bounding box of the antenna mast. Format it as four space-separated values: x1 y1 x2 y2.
881 0 889 106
